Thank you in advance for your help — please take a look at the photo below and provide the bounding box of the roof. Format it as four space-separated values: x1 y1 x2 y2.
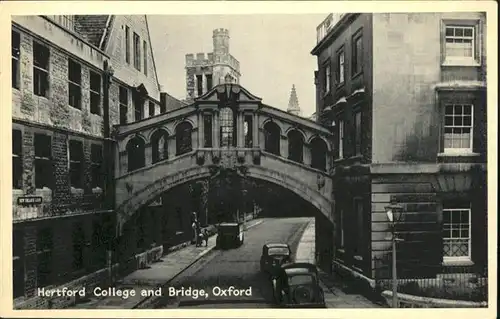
265 243 289 248
284 268 315 276
219 222 239 226
74 15 112 50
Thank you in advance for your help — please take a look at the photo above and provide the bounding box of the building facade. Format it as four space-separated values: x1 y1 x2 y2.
311 13 487 288
11 15 185 306
185 28 241 103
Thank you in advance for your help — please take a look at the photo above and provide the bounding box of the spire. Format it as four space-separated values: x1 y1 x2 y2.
287 84 300 116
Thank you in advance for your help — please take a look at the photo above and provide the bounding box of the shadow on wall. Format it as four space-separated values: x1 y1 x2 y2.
395 111 440 162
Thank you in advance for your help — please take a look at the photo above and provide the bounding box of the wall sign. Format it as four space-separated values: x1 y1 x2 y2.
17 196 43 206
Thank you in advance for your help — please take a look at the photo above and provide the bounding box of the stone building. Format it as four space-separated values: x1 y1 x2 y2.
11 15 185 307
185 28 241 103
312 13 487 288
286 84 301 116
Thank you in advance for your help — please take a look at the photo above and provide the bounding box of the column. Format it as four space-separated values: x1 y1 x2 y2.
280 136 288 159
145 143 152 166
237 112 244 147
213 110 220 148
197 111 203 148
252 113 259 149
304 143 312 166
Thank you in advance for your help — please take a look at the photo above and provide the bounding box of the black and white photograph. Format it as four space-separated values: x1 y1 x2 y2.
1 1 497 317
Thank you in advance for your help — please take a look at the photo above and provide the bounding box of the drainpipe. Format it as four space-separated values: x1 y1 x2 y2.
103 59 116 285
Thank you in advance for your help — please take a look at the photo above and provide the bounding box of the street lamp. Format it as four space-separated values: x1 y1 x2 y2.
385 198 404 308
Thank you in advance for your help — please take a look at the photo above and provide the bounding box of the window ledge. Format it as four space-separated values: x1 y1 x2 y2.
438 151 480 157
442 59 481 67
442 259 474 267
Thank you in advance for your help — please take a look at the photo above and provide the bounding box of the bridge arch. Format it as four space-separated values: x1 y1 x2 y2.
115 165 332 236
263 120 281 156
126 135 147 172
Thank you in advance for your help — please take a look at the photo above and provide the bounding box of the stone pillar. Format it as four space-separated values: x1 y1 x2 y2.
213 110 220 148
237 112 244 147
120 151 128 175
197 111 204 148
145 143 152 166
168 135 176 158
304 144 312 166
253 113 259 149
191 127 198 150
280 135 288 158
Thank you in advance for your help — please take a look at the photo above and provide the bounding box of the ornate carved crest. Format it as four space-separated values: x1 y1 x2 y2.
196 151 205 166
317 174 325 190
211 151 221 164
252 150 261 165
237 151 246 164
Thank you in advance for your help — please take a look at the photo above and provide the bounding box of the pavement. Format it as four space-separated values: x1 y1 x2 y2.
71 218 264 309
294 219 384 308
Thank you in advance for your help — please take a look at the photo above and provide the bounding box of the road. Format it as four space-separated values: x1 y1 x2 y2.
156 217 312 308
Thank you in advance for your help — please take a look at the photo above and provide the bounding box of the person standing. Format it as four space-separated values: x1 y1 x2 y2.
191 212 198 245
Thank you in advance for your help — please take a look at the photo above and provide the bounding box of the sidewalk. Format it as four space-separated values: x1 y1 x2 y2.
295 219 384 308
73 218 264 309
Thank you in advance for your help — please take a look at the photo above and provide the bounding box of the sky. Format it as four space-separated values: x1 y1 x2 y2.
147 14 326 117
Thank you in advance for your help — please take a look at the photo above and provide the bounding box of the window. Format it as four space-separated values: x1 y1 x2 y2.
175 122 193 155
149 101 155 117
445 25 475 61
353 198 364 257
91 144 103 188
72 224 85 270
69 140 84 189
151 130 169 163
13 229 25 298
133 32 141 71
443 204 471 262
244 115 253 148
127 137 146 172
12 31 20 89
220 107 234 148
338 119 344 159
68 59 82 109
143 40 148 75
37 227 53 288
119 86 128 124
90 71 101 115
352 34 363 76
204 114 213 147
33 41 49 97
444 104 473 152
354 111 362 156
34 134 52 189
125 26 130 64
310 137 328 171
264 122 281 155
323 63 331 94
206 74 213 91
196 75 203 96
12 130 22 189
337 49 345 85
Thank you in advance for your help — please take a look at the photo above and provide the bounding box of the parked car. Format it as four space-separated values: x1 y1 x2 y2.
216 222 244 249
271 262 326 308
260 243 293 276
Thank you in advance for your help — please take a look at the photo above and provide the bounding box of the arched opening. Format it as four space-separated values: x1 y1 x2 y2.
176 122 193 156
287 129 304 163
310 137 328 171
127 136 146 172
220 107 235 148
264 121 281 155
151 129 169 164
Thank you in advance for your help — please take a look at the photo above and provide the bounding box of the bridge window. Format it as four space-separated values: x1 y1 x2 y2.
204 114 213 147
244 115 253 147
287 130 304 163
264 121 281 155
151 130 169 163
176 122 193 155
220 107 235 147
127 137 146 172
119 86 128 124
310 137 328 171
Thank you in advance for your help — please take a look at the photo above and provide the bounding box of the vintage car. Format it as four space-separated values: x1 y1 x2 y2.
216 222 244 249
272 262 326 308
260 243 293 276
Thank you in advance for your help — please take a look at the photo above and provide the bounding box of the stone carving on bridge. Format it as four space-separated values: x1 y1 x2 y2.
196 151 205 165
237 151 246 164
211 150 221 164
252 150 261 165
317 174 325 191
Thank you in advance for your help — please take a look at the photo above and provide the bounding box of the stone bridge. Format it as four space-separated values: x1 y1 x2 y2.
113 84 334 235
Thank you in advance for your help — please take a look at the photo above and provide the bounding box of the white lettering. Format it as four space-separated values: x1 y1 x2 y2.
168 287 207 299
37 287 86 297
212 286 252 297
93 287 136 300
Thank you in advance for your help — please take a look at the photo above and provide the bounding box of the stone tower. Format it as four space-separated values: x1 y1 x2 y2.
287 84 301 116
185 28 241 103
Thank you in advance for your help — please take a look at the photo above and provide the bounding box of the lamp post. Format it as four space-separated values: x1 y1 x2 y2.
385 198 404 308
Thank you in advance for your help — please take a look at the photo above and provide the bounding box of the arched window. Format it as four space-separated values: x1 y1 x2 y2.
310 137 328 171
176 122 193 155
264 121 281 155
126 136 146 172
287 130 304 163
220 107 235 147
151 130 169 164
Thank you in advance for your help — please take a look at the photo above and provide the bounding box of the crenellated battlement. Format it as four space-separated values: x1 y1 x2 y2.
185 52 214 67
213 28 229 37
